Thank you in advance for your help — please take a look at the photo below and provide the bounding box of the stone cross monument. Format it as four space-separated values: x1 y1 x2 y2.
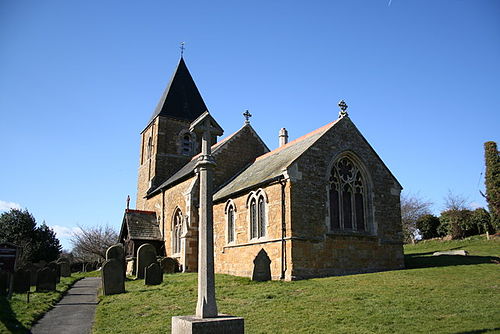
172 111 244 333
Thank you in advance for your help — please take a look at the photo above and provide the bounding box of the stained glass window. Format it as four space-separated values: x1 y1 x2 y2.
329 156 367 232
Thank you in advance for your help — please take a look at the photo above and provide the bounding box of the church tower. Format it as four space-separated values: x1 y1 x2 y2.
136 57 208 209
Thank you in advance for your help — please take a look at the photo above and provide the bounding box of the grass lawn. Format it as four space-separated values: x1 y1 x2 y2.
93 236 500 334
0 271 99 334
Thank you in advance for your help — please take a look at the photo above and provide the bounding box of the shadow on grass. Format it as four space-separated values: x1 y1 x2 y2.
0 295 30 334
454 328 500 334
405 253 500 269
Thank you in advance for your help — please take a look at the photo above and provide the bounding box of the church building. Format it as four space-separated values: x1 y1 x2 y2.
119 56 404 280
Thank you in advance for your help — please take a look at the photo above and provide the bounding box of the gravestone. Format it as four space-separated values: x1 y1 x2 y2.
36 268 56 292
48 262 61 283
101 258 125 295
0 270 8 295
145 263 163 285
106 244 125 278
13 269 30 293
57 258 71 277
433 250 468 256
252 249 271 281
136 243 156 279
158 257 178 274
26 263 41 286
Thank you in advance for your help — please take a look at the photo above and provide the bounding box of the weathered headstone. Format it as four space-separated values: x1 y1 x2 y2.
158 257 178 274
106 244 125 278
252 249 271 281
101 258 125 295
145 263 163 285
26 263 41 286
13 269 30 293
136 243 156 279
48 262 61 283
57 258 71 277
36 268 56 292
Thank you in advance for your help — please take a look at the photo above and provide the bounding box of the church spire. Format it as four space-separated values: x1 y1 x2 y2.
148 56 208 123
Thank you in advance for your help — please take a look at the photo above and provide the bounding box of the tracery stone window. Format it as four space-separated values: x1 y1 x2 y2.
329 156 367 232
248 190 267 239
172 209 183 254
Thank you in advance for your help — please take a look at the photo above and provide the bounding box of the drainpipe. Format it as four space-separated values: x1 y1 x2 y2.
280 177 287 280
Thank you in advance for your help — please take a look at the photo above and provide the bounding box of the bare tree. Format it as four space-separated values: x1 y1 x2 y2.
400 192 433 244
443 190 470 211
70 224 118 262
440 191 471 239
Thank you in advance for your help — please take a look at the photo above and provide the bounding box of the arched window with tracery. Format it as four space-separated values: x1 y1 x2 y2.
248 190 267 240
329 156 367 232
172 209 183 254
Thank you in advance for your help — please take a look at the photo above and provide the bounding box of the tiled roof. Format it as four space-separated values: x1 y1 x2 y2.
213 119 340 202
147 57 208 125
120 209 162 241
147 123 266 196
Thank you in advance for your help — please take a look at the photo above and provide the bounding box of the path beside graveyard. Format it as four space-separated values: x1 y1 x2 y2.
31 276 101 334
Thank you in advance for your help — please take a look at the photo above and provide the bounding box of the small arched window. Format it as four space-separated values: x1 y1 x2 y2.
147 136 153 159
329 156 367 232
172 209 183 254
250 198 257 239
227 204 235 243
181 133 193 155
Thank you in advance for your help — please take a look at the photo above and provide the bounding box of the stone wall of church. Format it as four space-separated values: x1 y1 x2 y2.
213 182 294 280
161 176 199 272
286 117 404 279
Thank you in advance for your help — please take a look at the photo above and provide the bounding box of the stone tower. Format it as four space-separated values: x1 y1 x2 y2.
136 57 208 209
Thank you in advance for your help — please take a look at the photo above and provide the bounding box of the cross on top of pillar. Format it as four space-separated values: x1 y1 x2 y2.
338 100 348 118
243 110 252 124
180 42 185 58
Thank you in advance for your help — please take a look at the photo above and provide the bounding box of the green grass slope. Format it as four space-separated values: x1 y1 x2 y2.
94 237 500 334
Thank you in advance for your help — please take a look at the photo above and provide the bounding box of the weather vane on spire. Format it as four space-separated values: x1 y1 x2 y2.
243 110 252 124
180 42 185 57
338 100 348 118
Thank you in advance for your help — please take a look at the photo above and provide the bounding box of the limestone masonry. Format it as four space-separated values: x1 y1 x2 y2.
119 57 404 280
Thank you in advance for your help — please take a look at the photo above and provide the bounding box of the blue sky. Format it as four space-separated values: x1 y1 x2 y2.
1 1 499 250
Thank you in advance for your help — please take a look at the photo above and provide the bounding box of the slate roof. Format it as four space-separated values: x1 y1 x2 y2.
213 119 340 202
119 209 162 241
147 57 208 125
147 123 263 197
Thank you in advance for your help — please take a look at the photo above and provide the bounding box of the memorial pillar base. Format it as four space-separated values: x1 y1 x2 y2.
172 315 244 334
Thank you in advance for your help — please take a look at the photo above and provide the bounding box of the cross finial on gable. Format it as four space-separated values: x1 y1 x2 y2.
243 110 252 124
338 100 348 118
180 42 185 58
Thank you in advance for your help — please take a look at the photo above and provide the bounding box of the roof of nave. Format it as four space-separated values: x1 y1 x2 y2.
147 57 208 126
147 122 269 197
213 118 341 202
119 209 162 241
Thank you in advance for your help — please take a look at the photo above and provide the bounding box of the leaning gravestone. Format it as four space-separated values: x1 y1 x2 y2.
145 263 163 285
36 267 56 292
47 262 61 283
158 257 178 274
136 243 156 279
13 269 30 293
101 258 125 295
106 244 125 278
252 249 272 281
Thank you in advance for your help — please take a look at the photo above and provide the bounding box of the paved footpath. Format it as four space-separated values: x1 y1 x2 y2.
31 277 101 334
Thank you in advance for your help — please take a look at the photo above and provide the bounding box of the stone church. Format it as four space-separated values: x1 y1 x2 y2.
119 56 404 280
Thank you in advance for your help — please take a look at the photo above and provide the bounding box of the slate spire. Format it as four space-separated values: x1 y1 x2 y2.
149 57 208 123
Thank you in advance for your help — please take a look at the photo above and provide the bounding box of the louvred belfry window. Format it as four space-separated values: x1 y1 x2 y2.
329 156 367 232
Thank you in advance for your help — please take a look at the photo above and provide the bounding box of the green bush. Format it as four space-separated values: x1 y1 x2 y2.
416 214 441 239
